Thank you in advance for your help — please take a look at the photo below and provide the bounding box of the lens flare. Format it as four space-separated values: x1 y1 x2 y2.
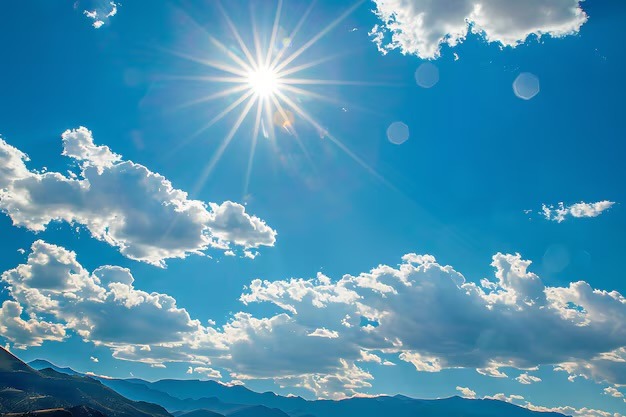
169 0 390 195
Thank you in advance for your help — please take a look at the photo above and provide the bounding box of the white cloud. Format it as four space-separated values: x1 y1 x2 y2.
308 328 340 339
359 350 383 364
399 352 442 372
485 393 525 402
456 386 476 399
487 392 625 417
238 252 626 387
603 386 624 398
515 372 542 385
0 300 65 349
477 366 508 378
528 404 624 417
1 240 203 350
189 366 223 380
369 0 588 59
0 128 276 267
83 1 118 29
540 201 615 222
3 243 626 399
61 127 121 171
243 250 258 260
208 202 276 249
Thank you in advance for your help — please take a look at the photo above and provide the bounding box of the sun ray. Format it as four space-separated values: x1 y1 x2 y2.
272 0 365 74
265 0 283 68
280 78 392 86
217 1 258 70
174 85 250 110
167 0 392 193
160 47 250 78
269 94 316 171
276 54 343 79
244 100 264 198
281 84 388 118
190 89 255 139
250 4 264 67
168 89 255 157
275 90 391 187
186 75 248 84
194 95 259 195
207 35 255 74
269 1 317 70
280 84 346 106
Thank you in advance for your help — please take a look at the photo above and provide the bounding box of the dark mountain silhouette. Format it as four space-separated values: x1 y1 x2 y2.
226 405 290 417
89 377 568 417
176 410 224 417
97 378 308 412
25 352 570 417
0 347 171 417
0 346 35 373
3 405 107 417
27 360 80 376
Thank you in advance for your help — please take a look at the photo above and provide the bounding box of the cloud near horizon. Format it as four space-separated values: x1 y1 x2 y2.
0 128 276 266
1 241 626 399
485 391 625 417
369 0 588 59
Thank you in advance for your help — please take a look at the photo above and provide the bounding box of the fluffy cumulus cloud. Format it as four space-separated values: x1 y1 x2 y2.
369 0 588 59
83 1 118 29
237 252 626 388
3 243 626 399
0 128 276 266
540 201 616 223
1 241 202 350
0 300 65 349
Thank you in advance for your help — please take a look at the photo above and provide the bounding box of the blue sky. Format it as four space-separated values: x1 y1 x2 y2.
1 0 625 416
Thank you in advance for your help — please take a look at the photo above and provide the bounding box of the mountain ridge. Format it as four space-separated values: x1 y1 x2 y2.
0 347 171 417
24 354 571 417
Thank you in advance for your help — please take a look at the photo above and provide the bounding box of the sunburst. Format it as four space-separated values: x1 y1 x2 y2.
168 0 388 195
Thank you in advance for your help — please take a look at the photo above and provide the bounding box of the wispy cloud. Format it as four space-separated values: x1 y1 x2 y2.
83 1 118 29
515 372 542 385
539 200 615 222
456 386 476 399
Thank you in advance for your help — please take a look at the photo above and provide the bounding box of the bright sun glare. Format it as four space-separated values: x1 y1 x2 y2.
247 67 280 97
172 0 386 196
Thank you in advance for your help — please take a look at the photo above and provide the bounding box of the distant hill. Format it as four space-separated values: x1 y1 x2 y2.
26 350 570 417
93 376 568 417
227 405 291 417
176 410 224 417
28 360 81 376
0 346 36 373
0 347 171 417
3 405 107 417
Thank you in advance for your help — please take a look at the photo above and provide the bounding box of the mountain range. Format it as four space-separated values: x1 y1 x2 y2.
0 348 569 417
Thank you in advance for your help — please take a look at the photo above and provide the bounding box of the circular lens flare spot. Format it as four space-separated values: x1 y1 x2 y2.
247 67 279 97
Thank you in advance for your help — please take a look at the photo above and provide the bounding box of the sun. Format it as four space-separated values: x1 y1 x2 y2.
170 0 387 195
247 67 280 97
